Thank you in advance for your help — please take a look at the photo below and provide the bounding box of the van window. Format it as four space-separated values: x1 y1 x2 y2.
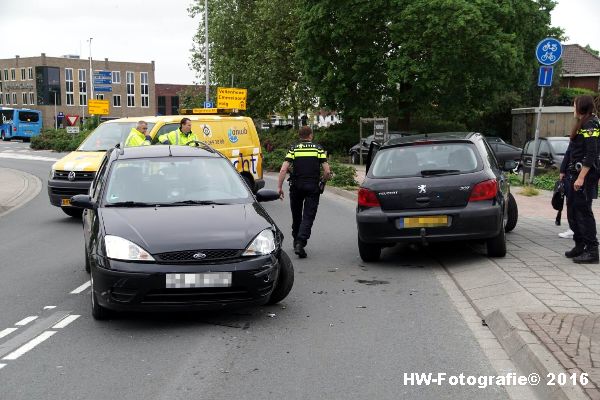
78 122 156 151
152 123 178 144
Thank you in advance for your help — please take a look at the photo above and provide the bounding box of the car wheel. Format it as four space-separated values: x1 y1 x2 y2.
61 207 83 218
351 152 360 165
358 236 381 262
267 250 294 305
505 193 518 233
91 276 111 320
486 225 507 257
84 247 91 274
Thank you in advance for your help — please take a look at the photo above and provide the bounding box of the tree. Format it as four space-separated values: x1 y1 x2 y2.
189 0 314 126
585 44 599 57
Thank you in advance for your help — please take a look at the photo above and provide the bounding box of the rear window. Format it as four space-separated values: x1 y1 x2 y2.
371 142 481 178
18 111 39 123
549 139 569 155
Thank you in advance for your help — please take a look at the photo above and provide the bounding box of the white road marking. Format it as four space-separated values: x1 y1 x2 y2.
0 328 18 339
0 363 6 370
52 315 80 329
2 331 56 361
15 316 38 326
43 306 56 310
0 152 58 162
70 281 91 294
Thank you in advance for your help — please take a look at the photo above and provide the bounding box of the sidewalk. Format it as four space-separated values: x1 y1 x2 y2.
0 168 42 218
340 163 600 399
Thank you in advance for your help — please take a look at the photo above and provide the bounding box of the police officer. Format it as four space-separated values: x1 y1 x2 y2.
277 126 331 258
158 118 199 146
564 95 600 264
124 121 151 147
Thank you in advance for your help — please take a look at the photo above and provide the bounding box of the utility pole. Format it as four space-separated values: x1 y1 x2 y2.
88 38 94 100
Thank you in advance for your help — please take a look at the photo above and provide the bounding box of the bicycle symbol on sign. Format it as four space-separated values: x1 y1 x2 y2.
541 52 556 62
542 41 558 52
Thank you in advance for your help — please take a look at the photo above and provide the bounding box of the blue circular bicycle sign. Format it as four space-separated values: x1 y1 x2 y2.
536 37 562 65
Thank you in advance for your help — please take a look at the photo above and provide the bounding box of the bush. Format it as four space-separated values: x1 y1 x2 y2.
30 129 89 152
262 148 287 172
549 87 598 106
532 170 560 191
328 161 358 188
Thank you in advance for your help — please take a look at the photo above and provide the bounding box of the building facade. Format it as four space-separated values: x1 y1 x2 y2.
560 45 600 92
155 84 206 116
0 54 155 128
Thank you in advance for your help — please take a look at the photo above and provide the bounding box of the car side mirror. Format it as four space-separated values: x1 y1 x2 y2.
70 194 96 209
256 189 280 202
502 160 518 172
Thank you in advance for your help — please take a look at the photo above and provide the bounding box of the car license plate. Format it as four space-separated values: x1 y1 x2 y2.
165 273 232 289
61 198 71 207
397 215 449 229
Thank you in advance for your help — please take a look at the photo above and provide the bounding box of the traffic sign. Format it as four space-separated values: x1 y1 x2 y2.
217 87 247 110
65 115 79 126
536 38 562 66
94 86 113 92
538 66 554 87
66 126 80 134
204 101 214 108
93 78 112 85
88 99 110 115
93 71 111 78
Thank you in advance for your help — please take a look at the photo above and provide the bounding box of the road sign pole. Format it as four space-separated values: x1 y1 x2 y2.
529 86 546 184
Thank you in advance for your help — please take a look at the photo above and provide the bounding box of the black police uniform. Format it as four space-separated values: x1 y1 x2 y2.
564 116 600 262
285 141 327 248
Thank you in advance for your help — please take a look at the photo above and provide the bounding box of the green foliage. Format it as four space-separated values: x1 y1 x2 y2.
262 148 287 172
328 161 358 188
508 173 522 187
520 185 539 196
84 116 100 131
532 170 560 191
585 44 599 57
30 129 89 152
547 87 598 107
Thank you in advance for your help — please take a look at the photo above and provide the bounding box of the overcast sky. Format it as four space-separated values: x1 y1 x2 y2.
1 0 598 85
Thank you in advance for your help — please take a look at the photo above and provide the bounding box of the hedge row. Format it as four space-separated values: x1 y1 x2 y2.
30 129 89 152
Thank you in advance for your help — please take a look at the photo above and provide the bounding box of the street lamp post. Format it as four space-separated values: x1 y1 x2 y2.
205 0 209 103
54 91 57 130
88 37 94 100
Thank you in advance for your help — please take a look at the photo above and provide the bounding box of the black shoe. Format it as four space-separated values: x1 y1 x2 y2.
294 242 307 258
573 249 599 264
565 244 585 258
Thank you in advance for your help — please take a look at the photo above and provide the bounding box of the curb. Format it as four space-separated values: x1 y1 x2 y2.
0 168 42 218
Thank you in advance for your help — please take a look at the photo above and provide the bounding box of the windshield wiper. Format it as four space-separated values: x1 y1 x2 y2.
106 201 158 207
169 200 229 206
420 169 461 176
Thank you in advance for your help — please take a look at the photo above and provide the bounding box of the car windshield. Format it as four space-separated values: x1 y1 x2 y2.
78 122 156 152
104 157 250 205
371 142 481 178
549 139 569 155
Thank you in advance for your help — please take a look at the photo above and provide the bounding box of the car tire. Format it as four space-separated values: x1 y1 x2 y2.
267 250 294 305
505 193 518 233
358 236 381 262
486 225 507 257
350 152 360 165
62 207 83 218
91 276 111 320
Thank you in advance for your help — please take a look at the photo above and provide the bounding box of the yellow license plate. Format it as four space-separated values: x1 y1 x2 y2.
61 198 71 207
399 215 448 229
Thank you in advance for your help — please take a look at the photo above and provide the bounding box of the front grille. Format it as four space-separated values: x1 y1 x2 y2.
50 187 88 196
141 288 255 304
54 170 95 181
155 249 242 264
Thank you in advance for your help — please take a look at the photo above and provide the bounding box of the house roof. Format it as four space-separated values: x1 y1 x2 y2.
562 44 600 76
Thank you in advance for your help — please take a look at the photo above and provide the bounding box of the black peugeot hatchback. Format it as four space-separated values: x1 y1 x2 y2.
356 132 518 261
71 144 293 319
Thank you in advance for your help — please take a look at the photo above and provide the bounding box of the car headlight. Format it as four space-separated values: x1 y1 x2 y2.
105 235 155 261
242 229 276 256
49 169 56 179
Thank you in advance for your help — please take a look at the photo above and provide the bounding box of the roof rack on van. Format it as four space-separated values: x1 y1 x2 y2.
179 108 243 116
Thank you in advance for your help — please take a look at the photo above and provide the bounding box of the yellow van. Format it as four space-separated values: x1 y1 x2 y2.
48 111 264 217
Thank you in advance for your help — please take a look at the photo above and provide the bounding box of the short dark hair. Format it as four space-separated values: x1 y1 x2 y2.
180 117 191 129
299 126 312 139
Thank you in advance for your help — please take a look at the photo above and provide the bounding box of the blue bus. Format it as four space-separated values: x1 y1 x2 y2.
0 108 42 142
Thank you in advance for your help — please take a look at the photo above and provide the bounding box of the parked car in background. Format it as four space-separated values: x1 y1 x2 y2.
520 137 569 173
349 131 410 164
356 132 518 261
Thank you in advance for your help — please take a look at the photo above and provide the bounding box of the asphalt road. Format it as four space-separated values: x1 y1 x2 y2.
0 141 508 400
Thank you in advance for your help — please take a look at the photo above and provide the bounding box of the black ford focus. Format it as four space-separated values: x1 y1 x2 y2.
356 133 518 261
71 145 293 320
